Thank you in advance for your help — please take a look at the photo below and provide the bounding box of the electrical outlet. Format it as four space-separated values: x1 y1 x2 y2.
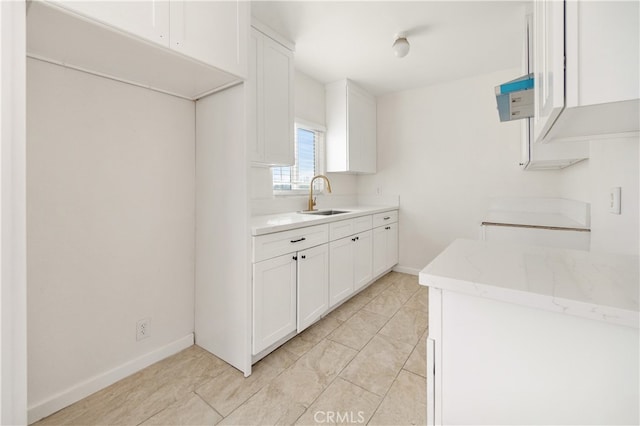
136 318 150 341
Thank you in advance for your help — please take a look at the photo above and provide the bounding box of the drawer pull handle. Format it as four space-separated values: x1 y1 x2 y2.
383 216 391 220
290 237 306 243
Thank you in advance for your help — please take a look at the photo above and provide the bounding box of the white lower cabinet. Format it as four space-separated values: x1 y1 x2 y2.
297 244 329 333
252 253 297 355
252 209 398 360
253 242 329 355
329 230 373 307
372 222 399 277
427 287 639 425
329 237 355 307
353 230 373 291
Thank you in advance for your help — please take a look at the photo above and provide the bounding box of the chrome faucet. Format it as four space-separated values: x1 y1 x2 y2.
307 175 332 211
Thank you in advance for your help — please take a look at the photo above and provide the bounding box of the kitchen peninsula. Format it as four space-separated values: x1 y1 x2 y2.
419 239 639 425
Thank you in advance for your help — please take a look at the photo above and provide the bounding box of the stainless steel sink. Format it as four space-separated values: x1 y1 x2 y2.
299 209 350 216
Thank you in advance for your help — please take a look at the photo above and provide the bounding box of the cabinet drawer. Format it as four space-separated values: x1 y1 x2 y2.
373 210 398 228
329 219 355 241
353 215 373 234
253 224 329 262
330 215 374 241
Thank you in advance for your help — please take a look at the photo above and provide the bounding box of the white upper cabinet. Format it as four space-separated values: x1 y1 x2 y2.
532 0 564 143
533 0 640 143
28 0 248 99
170 1 248 78
51 1 171 47
326 79 377 173
522 13 588 170
248 25 295 166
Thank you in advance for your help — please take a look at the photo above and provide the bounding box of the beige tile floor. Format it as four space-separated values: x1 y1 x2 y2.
35 272 428 426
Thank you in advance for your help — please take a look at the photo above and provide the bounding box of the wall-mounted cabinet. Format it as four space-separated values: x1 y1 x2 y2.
326 79 377 173
52 1 172 47
169 1 248 78
27 0 248 100
533 0 639 144
248 25 295 166
520 13 588 170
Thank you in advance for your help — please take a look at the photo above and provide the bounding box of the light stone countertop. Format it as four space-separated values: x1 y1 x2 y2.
251 205 398 236
419 239 639 328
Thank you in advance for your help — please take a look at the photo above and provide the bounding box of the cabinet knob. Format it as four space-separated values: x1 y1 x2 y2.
292 255 297 261
519 162 524 166
352 237 357 242
385 226 391 230
301 255 306 259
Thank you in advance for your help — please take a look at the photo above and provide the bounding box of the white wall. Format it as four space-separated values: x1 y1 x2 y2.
357 68 565 271
27 59 195 421
251 70 357 213
0 1 28 424
560 137 639 256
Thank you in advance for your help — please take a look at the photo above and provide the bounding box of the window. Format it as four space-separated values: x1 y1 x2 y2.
272 124 324 193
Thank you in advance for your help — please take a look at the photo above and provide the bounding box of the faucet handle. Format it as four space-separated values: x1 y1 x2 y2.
312 196 317 207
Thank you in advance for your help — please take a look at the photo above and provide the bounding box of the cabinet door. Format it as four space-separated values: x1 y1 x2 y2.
569 1 640 106
532 0 565 143
386 223 399 270
347 84 377 173
372 226 387 278
262 34 295 165
353 230 373 291
426 338 436 426
297 244 329 332
252 253 297 354
169 0 248 78
247 31 261 161
329 236 355 307
326 79 376 173
373 224 399 276
57 0 170 46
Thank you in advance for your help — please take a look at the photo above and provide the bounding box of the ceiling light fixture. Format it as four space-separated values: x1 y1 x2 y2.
393 33 410 58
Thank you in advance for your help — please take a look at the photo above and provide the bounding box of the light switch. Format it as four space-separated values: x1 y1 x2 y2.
609 187 621 214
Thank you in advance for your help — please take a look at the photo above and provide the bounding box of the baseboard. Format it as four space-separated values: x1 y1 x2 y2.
393 265 421 276
27 334 194 424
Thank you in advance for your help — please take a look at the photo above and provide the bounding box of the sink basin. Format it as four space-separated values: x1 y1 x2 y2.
299 209 350 216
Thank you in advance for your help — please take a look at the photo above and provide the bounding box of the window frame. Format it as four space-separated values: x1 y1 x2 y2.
272 119 327 196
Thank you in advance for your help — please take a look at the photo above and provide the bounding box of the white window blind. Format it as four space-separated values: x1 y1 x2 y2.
273 125 323 192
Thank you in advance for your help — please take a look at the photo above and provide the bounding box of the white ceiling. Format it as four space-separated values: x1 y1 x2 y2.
251 1 529 96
